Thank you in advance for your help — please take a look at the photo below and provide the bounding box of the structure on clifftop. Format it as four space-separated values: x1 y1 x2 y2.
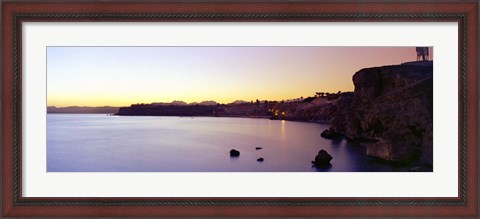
415 47 430 61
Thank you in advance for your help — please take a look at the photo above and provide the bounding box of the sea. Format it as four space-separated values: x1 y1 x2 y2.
47 114 406 172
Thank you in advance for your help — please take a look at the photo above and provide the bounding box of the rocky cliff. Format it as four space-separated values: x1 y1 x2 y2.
329 62 433 166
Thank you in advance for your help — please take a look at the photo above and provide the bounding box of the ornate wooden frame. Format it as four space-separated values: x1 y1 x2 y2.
1 0 478 217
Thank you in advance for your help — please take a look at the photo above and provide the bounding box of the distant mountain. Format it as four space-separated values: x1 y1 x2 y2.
151 101 188 106
47 106 119 114
198 100 218 106
151 100 218 106
229 100 249 105
170 100 188 106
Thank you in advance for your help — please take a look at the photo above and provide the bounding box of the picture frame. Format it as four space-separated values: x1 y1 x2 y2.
1 0 478 217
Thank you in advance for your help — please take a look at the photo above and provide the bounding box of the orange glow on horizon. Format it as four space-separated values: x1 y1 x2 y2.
48 91 349 107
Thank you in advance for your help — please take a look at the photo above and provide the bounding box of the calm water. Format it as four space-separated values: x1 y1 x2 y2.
47 114 405 172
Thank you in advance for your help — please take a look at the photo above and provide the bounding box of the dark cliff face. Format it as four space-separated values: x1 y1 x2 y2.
330 63 433 165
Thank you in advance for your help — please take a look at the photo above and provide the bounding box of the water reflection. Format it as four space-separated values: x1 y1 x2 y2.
279 120 286 140
312 163 333 172
47 114 409 172
330 137 343 146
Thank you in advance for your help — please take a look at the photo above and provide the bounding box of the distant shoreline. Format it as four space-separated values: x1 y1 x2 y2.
47 112 331 124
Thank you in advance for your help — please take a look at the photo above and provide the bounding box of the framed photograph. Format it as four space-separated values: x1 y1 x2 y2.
2 0 478 217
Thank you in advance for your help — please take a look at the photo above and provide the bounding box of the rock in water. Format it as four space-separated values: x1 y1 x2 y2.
320 129 343 139
255 147 262 150
230 149 240 157
311 150 333 166
257 157 264 162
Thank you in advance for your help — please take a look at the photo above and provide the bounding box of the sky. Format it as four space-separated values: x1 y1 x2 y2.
47 47 430 107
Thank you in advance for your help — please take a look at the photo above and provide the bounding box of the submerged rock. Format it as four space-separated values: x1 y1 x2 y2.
229 149 240 157
255 147 263 150
311 149 333 166
257 157 264 162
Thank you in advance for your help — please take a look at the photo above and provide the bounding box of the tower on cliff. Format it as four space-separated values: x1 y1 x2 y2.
415 47 429 61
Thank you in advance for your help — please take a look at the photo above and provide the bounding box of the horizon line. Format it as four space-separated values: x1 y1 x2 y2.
47 91 355 108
